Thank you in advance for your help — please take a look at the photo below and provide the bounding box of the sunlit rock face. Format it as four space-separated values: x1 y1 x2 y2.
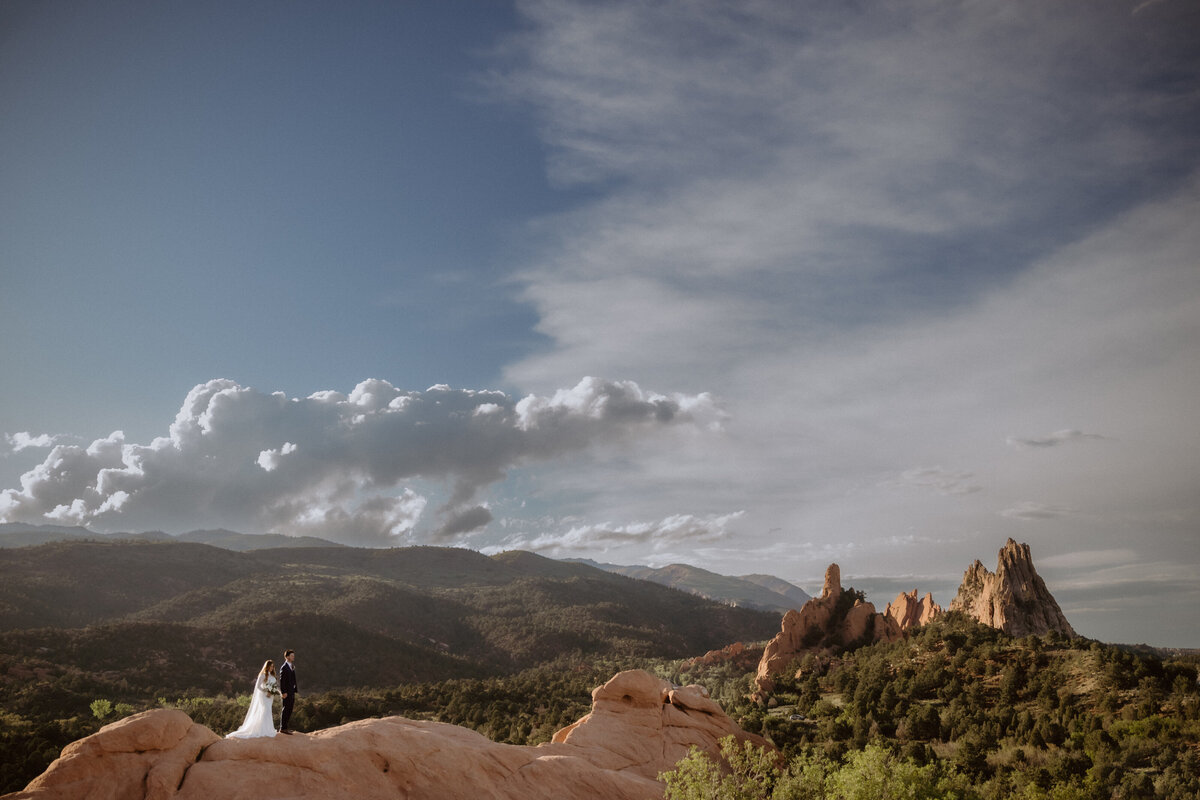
885 589 944 631
5 670 766 800
949 538 1076 638
754 564 902 695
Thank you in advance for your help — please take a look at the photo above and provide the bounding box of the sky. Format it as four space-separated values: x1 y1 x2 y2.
2 0 1198 648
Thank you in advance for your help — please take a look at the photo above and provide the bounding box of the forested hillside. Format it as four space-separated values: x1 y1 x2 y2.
666 614 1200 799
0 540 779 791
4 542 1198 799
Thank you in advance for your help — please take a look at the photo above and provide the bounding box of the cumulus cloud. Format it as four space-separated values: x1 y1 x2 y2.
1005 430 1112 449
256 442 297 472
0 377 718 545
4 432 73 453
483 511 744 556
280 489 429 547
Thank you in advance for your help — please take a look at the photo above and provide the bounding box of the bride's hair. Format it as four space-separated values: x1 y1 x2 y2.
260 660 275 676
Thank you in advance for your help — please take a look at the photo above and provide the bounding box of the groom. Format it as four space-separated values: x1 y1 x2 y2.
279 649 297 734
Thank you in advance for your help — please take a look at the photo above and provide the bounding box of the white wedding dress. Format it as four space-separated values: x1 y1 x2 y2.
226 673 278 739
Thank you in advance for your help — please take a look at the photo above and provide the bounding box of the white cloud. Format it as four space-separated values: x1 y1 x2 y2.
281 489 429 547
481 0 1200 647
257 442 298 472
4 432 72 453
0 377 718 546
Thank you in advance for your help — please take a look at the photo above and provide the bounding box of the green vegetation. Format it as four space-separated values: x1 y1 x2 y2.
2 541 1197 799
665 614 1200 800
662 738 979 800
0 540 776 792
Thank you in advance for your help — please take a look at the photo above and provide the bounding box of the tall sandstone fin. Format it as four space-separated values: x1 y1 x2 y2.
949 538 1076 638
884 589 943 631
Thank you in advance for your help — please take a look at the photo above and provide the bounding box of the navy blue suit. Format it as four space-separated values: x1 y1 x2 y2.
279 661 297 731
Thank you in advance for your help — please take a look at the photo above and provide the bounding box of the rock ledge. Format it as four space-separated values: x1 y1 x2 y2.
5 670 765 800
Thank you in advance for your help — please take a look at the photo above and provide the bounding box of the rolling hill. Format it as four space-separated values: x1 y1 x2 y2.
0 522 342 550
0 540 781 695
574 559 812 612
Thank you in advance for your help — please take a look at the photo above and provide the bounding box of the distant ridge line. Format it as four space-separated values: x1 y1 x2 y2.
568 558 812 613
0 522 344 551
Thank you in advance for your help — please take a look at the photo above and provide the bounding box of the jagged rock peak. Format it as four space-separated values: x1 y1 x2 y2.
822 563 842 599
885 589 943 631
754 564 900 697
949 538 1076 639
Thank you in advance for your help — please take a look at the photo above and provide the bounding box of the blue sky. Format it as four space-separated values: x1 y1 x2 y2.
3 0 1199 647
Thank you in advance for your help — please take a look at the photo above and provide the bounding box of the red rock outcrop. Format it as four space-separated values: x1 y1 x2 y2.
949 538 1076 638
5 670 766 800
885 589 943 631
754 564 901 694
683 641 763 671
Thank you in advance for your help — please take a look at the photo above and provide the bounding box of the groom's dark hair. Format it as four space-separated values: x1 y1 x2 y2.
284 649 295 657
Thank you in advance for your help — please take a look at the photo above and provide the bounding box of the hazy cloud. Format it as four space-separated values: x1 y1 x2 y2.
486 0 1200 646
1006 430 1112 449
1039 548 1137 570
0 377 718 545
893 467 984 497
483 511 745 556
1000 501 1077 521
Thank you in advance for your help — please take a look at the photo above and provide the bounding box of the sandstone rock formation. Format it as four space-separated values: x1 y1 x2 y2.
754 564 901 695
949 538 1076 638
5 670 766 800
683 641 763 672
885 589 943 631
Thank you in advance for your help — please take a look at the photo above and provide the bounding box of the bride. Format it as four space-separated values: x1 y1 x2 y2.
226 660 280 739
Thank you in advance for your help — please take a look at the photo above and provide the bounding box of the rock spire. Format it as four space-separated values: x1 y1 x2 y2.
884 589 943 631
949 538 1075 638
754 564 901 695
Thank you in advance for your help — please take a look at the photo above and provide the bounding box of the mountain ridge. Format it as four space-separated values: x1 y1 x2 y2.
0 522 343 551
2 525 816 614
0 540 780 693
570 559 812 613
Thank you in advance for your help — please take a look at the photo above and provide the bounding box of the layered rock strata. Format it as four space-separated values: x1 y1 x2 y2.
5 670 766 800
949 538 1076 638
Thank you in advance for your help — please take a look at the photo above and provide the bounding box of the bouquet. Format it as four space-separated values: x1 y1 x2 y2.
264 676 281 697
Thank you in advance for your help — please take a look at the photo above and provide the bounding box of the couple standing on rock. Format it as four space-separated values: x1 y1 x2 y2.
226 649 298 739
